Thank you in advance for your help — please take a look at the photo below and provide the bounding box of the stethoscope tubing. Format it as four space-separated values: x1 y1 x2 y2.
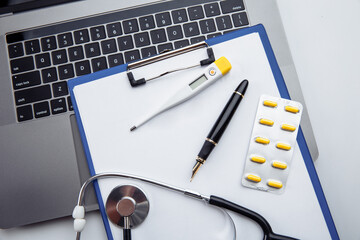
77 172 202 205
208 196 297 240
76 172 298 240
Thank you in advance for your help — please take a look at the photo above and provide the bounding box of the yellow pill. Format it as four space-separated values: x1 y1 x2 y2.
259 118 274 126
276 142 291 150
246 174 261 183
263 100 278 108
251 155 266 164
268 180 283 189
285 105 299 113
281 124 296 132
255 137 270 145
272 161 287 169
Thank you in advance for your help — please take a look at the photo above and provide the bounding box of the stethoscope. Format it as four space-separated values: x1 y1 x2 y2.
73 172 298 240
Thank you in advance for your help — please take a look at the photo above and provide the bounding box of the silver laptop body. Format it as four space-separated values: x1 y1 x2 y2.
0 0 319 228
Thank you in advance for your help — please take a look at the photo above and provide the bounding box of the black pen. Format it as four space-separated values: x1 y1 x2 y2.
190 80 249 181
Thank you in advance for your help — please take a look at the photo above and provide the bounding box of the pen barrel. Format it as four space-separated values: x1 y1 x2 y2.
197 140 216 161
207 90 244 143
196 80 248 163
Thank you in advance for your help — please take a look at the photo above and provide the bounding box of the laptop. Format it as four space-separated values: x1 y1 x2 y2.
0 0 319 228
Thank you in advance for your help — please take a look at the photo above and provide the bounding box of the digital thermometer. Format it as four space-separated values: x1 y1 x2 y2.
130 57 232 131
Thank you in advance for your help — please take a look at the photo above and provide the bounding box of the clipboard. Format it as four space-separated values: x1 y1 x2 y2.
68 24 339 240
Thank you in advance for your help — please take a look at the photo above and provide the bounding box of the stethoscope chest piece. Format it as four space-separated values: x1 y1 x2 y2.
105 185 149 229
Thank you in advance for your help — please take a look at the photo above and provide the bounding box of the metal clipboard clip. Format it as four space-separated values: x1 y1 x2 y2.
127 42 215 87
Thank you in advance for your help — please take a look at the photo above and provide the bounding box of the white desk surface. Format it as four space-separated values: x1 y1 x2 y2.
1 0 360 239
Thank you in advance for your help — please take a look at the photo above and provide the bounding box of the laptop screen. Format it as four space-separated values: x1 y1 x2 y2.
0 0 80 15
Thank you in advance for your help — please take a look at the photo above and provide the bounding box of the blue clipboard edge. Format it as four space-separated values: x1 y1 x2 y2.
68 24 339 240
69 64 127 240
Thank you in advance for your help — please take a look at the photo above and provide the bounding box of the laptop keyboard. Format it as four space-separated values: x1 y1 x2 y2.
6 0 249 123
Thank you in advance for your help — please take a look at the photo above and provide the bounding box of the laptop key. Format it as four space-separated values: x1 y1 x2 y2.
57 33 73 48
200 19 216 34
134 32 150 48
67 96 73 111
42 68 58 83
101 39 117 54
68 46 84 61
124 50 140 63
183 22 200 37
141 47 157 58
123 19 139 34
167 25 183 41
52 81 69 97
150 29 167 44
220 0 245 14
14 85 52 106
8 43 24 58
224 29 239 34
33 101 50 119
158 43 173 53
204 3 221 17
118 36 134 51
188 6 204 20
74 29 90 44
155 12 172 27
207 33 222 39
41 36 57 51
174 39 190 49
91 57 108 72
85 42 101 58
108 53 124 67
106 22 122 37
190 36 206 44
75 60 91 76
10 56 35 74
90 26 106 41
50 97 67 115
25 40 41 55
35 53 51 68
172 9 188 24
232 12 249 27
51 49 68 65
58 64 74 80
12 71 41 90
17 105 33 122
216 16 233 31
139 15 155 31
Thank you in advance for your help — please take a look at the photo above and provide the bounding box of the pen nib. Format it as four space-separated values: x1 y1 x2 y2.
130 126 137 131
190 162 202 182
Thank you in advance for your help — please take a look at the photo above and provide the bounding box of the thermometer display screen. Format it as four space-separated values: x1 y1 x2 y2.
189 74 208 90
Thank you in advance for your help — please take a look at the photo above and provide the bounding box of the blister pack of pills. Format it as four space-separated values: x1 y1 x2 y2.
241 95 303 194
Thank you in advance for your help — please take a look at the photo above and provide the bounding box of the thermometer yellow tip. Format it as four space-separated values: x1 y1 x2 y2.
214 57 232 75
